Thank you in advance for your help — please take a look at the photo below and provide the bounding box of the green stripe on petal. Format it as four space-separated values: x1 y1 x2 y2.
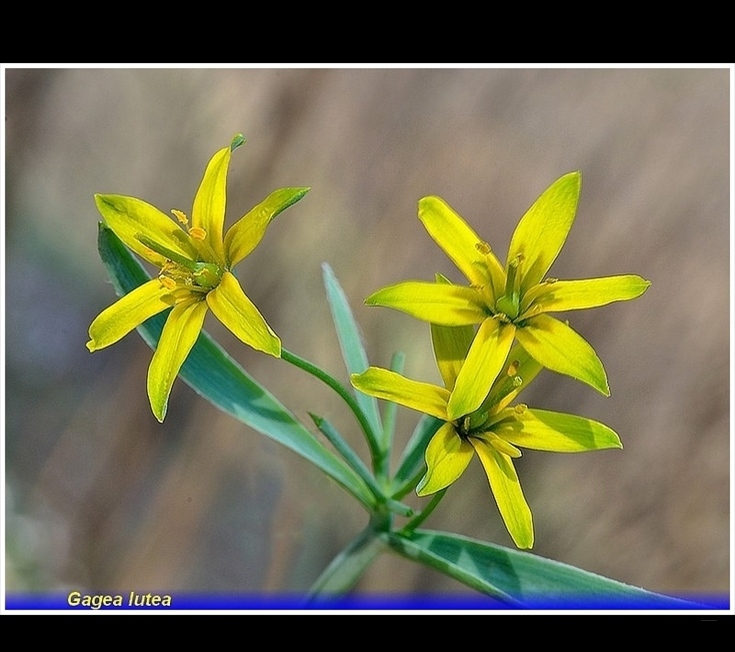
418 196 499 289
205 271 281 357
471 438 534 549
147 297 209 422
492 408 622 452
87 279 172 351
225 187 310 267
416 423 474 496
431 274 475 391
508 172 581 293
350 367 450 421
95 194 199 267
515 314 610 396
521 275 651 318
447 319 515 420
365 281 487 326
192 145 231 266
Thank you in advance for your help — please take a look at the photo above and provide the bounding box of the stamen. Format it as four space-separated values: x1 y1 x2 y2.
506 254 524 296
135 233 195 269
159 275 177 291
507 360 520 376
487 433 522 458
461 416 472 437
171 209 189 226
475 241 492 255
189 227 207 240
514 403 527 415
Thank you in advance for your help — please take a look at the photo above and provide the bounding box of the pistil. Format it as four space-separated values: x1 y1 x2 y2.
495 254 524 320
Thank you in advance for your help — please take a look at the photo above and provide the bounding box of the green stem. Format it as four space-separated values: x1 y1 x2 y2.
305 515 390 599
400 489 447 534
309 413 384 502
377 351 405 481
281 348 381 465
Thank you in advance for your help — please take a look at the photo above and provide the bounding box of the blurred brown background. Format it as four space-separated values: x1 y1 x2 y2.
4 67 730 600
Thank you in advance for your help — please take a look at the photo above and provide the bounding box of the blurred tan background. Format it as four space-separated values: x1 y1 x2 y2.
4 67 730 600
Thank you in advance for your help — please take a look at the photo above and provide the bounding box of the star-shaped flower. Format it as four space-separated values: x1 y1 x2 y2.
87 134 309 421
351 305 622 549
365 172 650 419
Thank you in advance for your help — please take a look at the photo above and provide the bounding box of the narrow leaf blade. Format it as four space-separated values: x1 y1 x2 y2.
322 263 383 444
388 529 701 608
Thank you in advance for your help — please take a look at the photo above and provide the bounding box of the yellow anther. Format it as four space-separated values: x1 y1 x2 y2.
189 227 207 240
475 241 492 255
507 360 520 376
171 209 189 226
514 403 527 415
159 275 177 291
544 277 558 284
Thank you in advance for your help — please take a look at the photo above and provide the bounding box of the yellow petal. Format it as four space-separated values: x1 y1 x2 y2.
351 367 450 421
447 319 515 420
507 172 581 293
521 275 651 318
225 187 310 267
95 194 199 267
147 298 209 422
515 314 610 396
87 279 172 351
205 271 281 357
418 196 502 291
416 423 474 495
471 438 534 549
365 281 487 326
492 407 623 452
191 144 232 266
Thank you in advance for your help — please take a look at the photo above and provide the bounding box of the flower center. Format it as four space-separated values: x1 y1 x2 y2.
135 229 224 293
456 411 491 440
158 260 223 292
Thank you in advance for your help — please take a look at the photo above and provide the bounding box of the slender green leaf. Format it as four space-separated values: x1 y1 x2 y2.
309 413 384 502
387 529 700 608
97 223 375 509
322 263 383 452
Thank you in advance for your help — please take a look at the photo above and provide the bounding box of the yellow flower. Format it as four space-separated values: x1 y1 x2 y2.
87 135 309 421
365 172 650 419
351 310 622 549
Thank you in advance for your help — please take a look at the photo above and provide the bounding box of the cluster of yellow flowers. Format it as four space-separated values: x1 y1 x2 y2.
88 137 649 548
352 173 649 548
